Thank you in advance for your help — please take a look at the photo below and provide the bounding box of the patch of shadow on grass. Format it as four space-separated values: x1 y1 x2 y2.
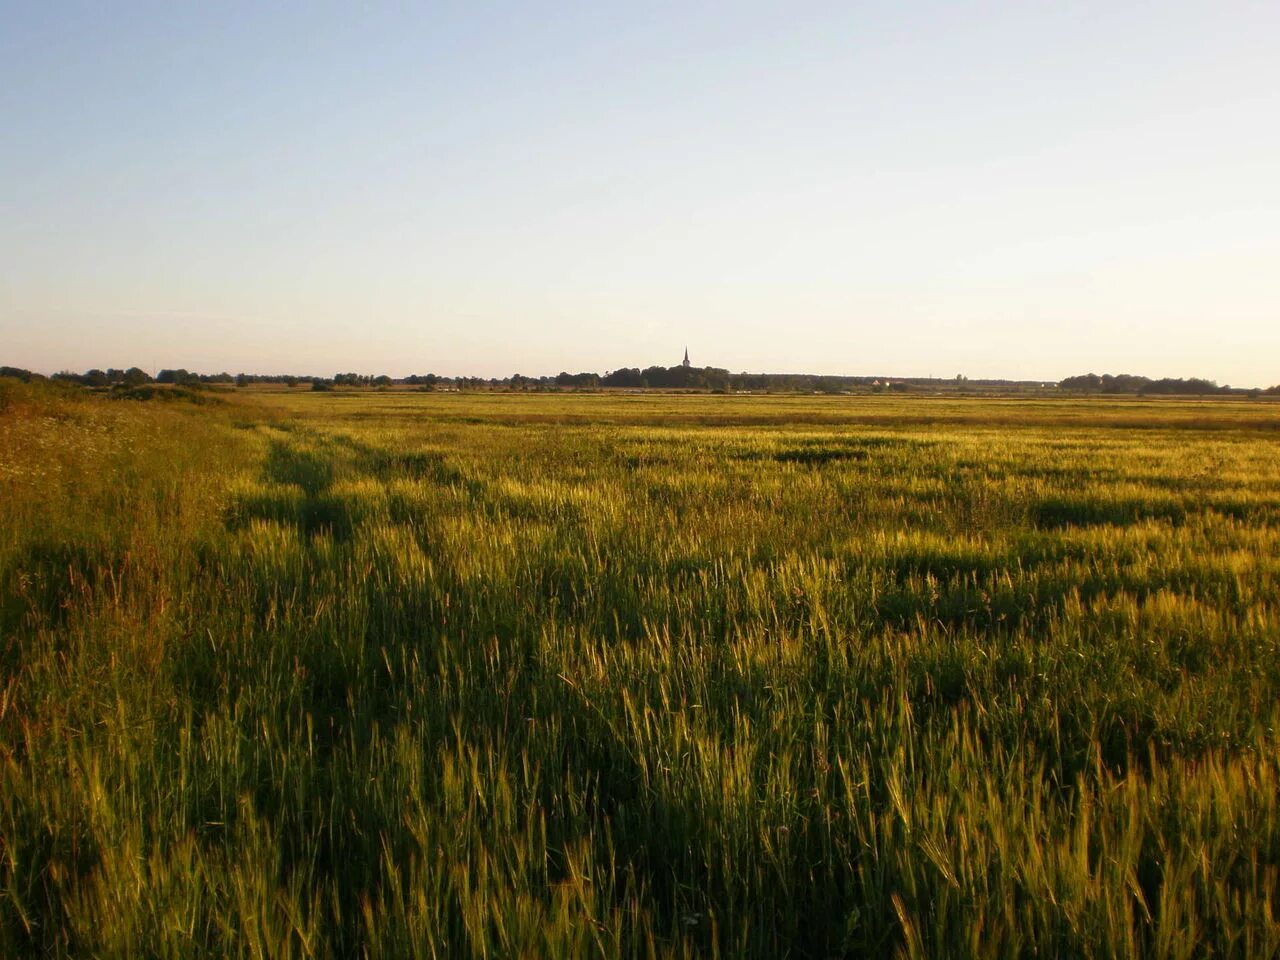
226 490 359 541
736 435 936 467
773 446 870 465
1032 496 1192 530
264 441 334 497
619 452 680 469
324 433 484 496
361 449 469 486
228 439 362 540
109 384 224 405
0 541 115 639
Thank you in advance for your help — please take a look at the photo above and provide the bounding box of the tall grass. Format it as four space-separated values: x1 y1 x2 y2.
2 383 1278 957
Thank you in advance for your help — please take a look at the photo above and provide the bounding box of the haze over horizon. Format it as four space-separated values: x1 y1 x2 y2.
3 2 1278 386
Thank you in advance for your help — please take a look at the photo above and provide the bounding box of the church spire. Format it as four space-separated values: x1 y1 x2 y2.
682 346 690 368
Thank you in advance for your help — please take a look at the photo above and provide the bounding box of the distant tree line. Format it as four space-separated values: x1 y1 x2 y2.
0 364 959 393
1058 373 1271 396
506 367 883 392
0 366 41 383
52 367 154 387
4 364 1279 396
158 370 312 387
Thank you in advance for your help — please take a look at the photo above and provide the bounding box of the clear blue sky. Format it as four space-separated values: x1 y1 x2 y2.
3 1 1278 384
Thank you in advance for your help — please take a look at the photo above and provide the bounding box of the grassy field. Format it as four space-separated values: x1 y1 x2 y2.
2 381 1279 958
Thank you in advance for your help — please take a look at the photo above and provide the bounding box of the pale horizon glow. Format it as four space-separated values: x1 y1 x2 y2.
3 2 1278 385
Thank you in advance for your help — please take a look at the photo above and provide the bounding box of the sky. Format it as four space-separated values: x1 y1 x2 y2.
2 1 1278 385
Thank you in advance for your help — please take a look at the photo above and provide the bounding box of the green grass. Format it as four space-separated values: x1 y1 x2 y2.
3 382 1279 957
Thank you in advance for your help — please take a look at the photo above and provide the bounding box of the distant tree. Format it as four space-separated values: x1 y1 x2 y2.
1060 372 1151 393
1060 372 1233 396
120 367 152 386
1059 373 1103 392
702 368 730 391
1139 377 1222 396
555 371 600 388
643 365 690 388
158 368 200 385
602 368 644 388
333 372 371 387
1102 374 1150 393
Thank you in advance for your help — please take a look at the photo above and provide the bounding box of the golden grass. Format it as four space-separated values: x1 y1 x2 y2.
2 382 1278 957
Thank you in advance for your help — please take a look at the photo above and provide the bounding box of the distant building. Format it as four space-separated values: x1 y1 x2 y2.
682 347 691 368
